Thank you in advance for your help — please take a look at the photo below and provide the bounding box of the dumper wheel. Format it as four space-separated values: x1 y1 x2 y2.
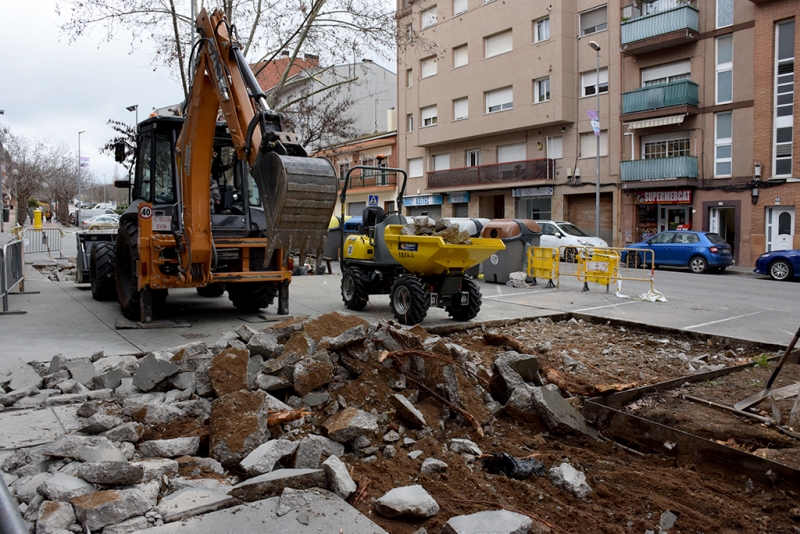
446 277 482 321
115 221 141 320
227 282 278 312
197 283 226 298
390 275 430 325
341 267 369 311
565 247 577 263
90 242 117 302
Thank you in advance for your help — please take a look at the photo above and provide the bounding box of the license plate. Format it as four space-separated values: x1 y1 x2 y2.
153 216 172 232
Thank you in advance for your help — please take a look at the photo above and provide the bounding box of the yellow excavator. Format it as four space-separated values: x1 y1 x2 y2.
91 8 337 322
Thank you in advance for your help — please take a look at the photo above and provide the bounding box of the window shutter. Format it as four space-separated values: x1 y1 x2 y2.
453 46 468 68
408 157 423 177
497 143 526 163
454 97 468 120
421 57 437 78
485 30 512 58
422 7 437 28
453 0 467 15
486 86 513 112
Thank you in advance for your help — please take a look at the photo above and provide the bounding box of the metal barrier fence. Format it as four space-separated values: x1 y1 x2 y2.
1 239 26 315
21 228 65 258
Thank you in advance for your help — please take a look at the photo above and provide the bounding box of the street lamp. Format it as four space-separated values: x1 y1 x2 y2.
78 131 85 208
126 105 139 130
588 40 601 239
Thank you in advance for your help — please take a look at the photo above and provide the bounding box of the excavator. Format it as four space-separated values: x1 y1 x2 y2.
91 8 337 322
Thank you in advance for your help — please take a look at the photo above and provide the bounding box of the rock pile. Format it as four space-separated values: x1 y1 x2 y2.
401 216 472 245
0 310 598 533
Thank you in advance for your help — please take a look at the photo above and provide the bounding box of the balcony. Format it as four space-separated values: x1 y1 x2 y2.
622 80 698 115
620 156 698 182
621 0 699 55
427 159 555 190
339 170 398 190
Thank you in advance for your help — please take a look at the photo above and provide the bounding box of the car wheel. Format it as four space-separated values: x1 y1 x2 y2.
565 247 577 263
769 259 793 281
89 226 99 231
625 252 640 268
689 255 708 274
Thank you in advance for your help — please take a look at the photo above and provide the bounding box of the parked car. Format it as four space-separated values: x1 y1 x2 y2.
621 231 733 274
754 249 800 281
534 220 608 262
81 214 120 231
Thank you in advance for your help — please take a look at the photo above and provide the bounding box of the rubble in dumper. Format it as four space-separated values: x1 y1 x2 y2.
0 311 609 534
401 216 472 245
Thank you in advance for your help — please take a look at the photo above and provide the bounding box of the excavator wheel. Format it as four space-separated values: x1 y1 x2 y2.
445 277 482 321
115 221 141 320
390 275 430 326
90 242 117 301
197 283 226 298
341 267 369 311
227 281 278 312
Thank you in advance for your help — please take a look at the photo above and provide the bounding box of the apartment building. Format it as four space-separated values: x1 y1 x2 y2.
396 0 622 245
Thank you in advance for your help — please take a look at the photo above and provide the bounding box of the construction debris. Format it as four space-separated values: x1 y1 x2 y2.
401 216 472 244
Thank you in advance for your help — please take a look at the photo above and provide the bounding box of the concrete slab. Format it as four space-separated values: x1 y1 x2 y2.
157 487 236 523
0 406 82 448
135 489 388 533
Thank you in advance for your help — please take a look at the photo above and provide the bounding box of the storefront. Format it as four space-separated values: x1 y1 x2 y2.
448 192 470 217
634 189 693 241
404 194 443 217
513 186 553 220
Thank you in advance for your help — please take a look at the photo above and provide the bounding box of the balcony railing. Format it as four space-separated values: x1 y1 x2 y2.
339 171 398 190
427 159 555 189
622 80 699 114
620 156 698 182
621 0 699 45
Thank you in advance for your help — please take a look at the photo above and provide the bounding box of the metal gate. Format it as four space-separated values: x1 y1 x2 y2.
1 240 26 314
22 228 64 258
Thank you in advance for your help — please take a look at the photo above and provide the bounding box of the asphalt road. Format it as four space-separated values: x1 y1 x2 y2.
1 226 798 363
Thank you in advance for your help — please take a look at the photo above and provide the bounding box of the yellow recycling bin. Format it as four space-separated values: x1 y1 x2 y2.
33 207 43 229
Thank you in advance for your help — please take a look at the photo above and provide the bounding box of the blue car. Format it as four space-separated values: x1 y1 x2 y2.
621 230 733 274
754 249 800 281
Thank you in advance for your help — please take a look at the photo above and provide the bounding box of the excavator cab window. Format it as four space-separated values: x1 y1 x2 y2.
134 130 152 202
212 142 244 214
153 131 176 204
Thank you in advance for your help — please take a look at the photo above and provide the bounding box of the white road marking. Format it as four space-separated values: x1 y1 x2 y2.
481 288 560 299
683 310 766 330
573 301 640 312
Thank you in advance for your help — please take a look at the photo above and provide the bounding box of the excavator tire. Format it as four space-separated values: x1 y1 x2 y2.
445 277 482 321
227 281 278 312
390 275 430 326
90 242 117 301
115 221 141 321
341 267 369 311
197 284 226 298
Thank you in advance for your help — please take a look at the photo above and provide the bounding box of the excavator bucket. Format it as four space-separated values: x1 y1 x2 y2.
253 151 338 266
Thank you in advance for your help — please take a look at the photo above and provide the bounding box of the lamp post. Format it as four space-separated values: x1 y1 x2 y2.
11 169 18 225
78 131 85 208
126 105 139 131
588 40 601 239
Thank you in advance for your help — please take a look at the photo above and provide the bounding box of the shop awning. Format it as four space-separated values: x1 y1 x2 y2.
625 114 686 131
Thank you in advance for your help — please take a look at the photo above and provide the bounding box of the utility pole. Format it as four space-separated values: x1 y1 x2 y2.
78 130 85 208
588 41 601 239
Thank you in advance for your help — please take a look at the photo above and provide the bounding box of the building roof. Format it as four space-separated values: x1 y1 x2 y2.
252 55 320 91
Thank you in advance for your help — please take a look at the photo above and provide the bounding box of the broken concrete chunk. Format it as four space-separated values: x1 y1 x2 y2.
93 369 131 391
227 469 326 502
46 370 72 389
255 374 290 392
78 462 144 486
113 378 141 400
100 515 150 534
490 351 541 404
39 473 96 502
176 456 225 475
322 455 356 499
390 394 427 429
549 462 592 499
303 311 369 343
209 390 271 468
134 480 162 507
48 354 69 375
168 342 209 370
36 500 76 534
100 422 145 443
66 361 96 386
246 332 284 359
303 392 330 407
660 509 678 531
13 473 52 503
1 359 43 390
374 484 439 519
132 354 180 392
235 324 258 344
156 486 236 523
442 510 533 534
322 408 378 443
530 386 598 438
283 332 316 359
318 324 368 351
93 355 138 375
209 348 250 397
293 359 334 396
247 355 263 390
43 436 114 461
240 439 299 476
0 385 40 407
291 435 345 469
131 403 185 426
44 392 88 407
71 489 152 531
130 458 179 483
139 437 200 459
420 458 448 474
78 441 127 463
503 384 546 424
164 388 192 404
449 439 482 456
167 372 197 393
80 414 125 434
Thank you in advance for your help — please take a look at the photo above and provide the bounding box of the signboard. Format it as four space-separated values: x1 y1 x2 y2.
448 192 470 204
403 195 443 207
368 195 379 206
634 189 692 205
512 186 554 198
586 109 600 136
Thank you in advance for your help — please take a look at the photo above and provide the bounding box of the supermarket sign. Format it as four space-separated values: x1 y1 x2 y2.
635 189 692 205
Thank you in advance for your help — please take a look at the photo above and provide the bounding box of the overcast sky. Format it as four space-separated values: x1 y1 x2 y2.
0 0 396 196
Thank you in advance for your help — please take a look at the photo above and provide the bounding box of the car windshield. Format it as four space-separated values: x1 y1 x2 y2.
557 223 591 237
705 233 727 245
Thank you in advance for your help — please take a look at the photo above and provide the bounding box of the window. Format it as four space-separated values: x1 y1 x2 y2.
774 20 795 177
406 23 414 41
714 112 732 177
432 153 450 171
716 35 733 104
135 130 152 202
466 149 481 167
534 17 550 43
421 7 437 29
534 77 550 103
642 133 690 159
338 162 350 178
421 105 438 127
485 30 513 58
453 0 467 15
421 57 437 78
546 136 563 159
407 113 413 133
580 131 609 158
408 157 423 178
453 97 468 120
453 45 468 68
582 68 608 97
580 6 607 36
498 143 526 163
406 69 413 88
641 59 691 87
486 86 513 113
716 0 733 29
